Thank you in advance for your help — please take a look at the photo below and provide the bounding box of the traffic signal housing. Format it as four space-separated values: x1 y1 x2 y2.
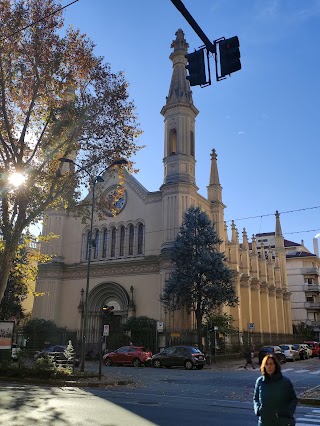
185 48 206 87
219 36 241 77
101 305 114 318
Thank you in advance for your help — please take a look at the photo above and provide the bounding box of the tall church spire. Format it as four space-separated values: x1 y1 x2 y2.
160 29 199 186
207 148 222 203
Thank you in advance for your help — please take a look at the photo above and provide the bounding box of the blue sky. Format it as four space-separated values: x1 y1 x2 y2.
60 0 320 252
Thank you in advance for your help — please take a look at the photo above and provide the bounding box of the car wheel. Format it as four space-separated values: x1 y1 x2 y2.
196 365 204 370
153 359 161 368
104 357 112 367
184 360 194 370
133 358 141 367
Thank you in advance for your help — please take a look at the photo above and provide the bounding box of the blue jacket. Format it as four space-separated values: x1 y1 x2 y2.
253 372 297 425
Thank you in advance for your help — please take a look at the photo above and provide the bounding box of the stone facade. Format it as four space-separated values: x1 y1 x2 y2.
33 29 293 343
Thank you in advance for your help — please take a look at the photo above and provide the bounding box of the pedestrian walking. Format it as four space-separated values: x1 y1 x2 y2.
244 347 255 369
253 354 297 425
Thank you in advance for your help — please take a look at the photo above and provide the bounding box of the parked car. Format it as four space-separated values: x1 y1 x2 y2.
279 344 299 362
303 341 320 357
301 344 313 358
152 345 206 370
34 345 80 367
103 346 152 367
292 344 308 360
258 346 286 364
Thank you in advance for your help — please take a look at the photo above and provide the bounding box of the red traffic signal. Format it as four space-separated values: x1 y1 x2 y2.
219 36 241 77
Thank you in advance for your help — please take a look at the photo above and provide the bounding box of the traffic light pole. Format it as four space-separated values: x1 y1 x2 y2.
171 0 215 54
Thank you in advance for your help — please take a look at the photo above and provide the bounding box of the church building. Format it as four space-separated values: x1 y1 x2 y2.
33 29 293 350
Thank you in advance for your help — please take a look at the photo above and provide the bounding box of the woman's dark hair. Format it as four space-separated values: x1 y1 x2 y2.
260 354 281 376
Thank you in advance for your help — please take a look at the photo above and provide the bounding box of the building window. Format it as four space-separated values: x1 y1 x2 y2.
110 227 116 257
102 229 108 258
86 230 91 260
119 226 125 257
93 229 100 259
190 130 194 157
306 296 314 302
169 128 177 155
137 223 144 255
305 278 314 285
128 224 134 256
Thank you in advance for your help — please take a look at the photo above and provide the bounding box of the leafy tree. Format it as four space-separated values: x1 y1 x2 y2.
208 313 238 335
121 316 156 347
292 322 316 340
0 0 141 301
22 318 61 350
161 206 238 347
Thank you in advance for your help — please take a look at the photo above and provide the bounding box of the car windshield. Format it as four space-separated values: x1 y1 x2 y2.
191 347 202 353
292 344 299 350
280 345 289 350
262 347 274 352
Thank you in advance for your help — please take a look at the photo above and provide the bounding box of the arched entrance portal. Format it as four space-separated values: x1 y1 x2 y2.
86 282 130 351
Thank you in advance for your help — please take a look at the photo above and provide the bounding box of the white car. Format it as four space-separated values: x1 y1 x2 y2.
279 344 300 361
301 344 312 358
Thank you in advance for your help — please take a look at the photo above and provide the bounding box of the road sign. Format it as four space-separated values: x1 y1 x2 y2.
103 325 109 336
248 323 254 331
214 326 218 331
157 321 164 332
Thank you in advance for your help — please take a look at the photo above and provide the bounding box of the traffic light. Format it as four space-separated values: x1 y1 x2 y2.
185 49 206 87
219 36 241 77
101 305 114 318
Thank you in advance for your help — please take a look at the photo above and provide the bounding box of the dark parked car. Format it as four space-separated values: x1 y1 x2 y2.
34 345 80 367
258 346 286 364
103 346 152 367
152 346 206 370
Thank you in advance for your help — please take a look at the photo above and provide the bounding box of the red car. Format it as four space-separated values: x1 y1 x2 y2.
303 341 320 357
103 346 152 367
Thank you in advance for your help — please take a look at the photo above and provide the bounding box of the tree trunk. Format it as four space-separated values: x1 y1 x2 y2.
196 312 203 351
0 232 21 302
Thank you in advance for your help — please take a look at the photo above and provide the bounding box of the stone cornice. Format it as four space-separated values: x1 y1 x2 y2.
260 282 269 294
38 256 161 280
283 291 292 301
268 285 276 296
276 288 283 299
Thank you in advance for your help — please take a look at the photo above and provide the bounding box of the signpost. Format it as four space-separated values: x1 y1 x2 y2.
214 326 218 364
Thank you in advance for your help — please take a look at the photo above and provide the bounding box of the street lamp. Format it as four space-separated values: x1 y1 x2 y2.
59 157 128 372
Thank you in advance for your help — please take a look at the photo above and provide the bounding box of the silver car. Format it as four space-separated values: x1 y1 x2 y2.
279 344 300 361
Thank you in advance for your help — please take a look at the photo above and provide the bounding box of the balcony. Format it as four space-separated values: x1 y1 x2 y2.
306 320 320 328
302 267 319 276
304 284 320 293
305 302 320 309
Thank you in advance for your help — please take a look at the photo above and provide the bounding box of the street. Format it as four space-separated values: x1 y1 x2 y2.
0 357 320 425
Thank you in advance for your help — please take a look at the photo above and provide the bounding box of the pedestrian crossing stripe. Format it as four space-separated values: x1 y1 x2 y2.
296 409 320 425
281 368 294 372
309 370 320 375
295 370 311 373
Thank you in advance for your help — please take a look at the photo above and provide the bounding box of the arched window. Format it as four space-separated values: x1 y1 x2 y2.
128 224 134 256
86 230 91 260
110 227 116 257
102 229 108 258
169 128 177 155
190 130 195 157
137 223 144 255
119 225 125 257
93 229 100 259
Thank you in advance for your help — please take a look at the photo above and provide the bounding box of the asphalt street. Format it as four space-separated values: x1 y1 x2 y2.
0 357 319 425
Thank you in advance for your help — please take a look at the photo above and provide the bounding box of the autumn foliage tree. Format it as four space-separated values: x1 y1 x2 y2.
0 0 142 300
161 206 238 347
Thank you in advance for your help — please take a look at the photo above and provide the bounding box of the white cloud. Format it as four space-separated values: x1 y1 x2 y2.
238 131 245 135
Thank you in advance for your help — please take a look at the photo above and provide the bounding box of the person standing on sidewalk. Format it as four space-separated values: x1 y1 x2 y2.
244 347 255 369
253 354 297 425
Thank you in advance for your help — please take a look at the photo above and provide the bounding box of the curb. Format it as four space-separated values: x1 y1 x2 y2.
297 384 320 407
0 376 134 388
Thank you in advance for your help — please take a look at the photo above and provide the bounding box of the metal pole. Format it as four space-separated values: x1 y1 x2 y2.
98 314 104 380
214 329 217 364
80 178 96 372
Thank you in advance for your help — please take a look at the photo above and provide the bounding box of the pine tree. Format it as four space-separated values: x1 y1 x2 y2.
161 206 238 347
